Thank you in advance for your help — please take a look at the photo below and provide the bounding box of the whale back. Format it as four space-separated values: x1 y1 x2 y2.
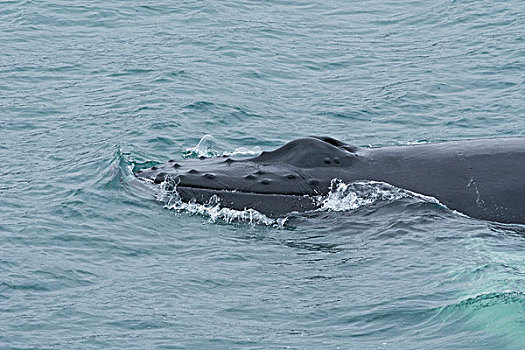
364 138 525 224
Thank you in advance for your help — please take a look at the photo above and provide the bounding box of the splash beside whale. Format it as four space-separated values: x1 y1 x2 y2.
135 137 525 224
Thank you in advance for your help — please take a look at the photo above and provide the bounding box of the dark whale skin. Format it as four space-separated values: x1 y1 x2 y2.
135 136 525 224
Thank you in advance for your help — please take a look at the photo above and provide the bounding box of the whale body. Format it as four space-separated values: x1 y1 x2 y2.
135 137 525 224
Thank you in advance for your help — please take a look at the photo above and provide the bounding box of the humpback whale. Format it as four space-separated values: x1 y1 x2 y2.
135 137 525 224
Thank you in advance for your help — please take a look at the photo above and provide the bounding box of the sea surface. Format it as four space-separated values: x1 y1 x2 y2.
1 0 524 349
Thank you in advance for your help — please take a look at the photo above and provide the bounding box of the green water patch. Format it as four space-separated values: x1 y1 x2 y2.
433 291 525 347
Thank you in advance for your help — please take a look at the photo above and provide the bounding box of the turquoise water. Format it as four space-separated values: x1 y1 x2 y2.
1 0 524 348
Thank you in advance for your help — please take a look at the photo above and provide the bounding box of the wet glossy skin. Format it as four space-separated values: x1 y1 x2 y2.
136 136 525 224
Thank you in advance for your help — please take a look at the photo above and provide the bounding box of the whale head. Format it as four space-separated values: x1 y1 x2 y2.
135 137 360 216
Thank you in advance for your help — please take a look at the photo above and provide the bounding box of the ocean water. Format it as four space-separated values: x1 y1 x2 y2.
1 0 524 349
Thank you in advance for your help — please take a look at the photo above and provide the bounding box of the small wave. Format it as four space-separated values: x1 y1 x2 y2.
183 134 222 158
433 291 525 344
95 147 133 190
316 179 441 213
183 134 261 159
396 140 431 146
441 291 525 312
108 147 166 201
222 146 262 157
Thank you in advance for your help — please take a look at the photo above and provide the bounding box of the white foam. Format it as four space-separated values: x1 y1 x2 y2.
316 179 440 213
156 179 287 227
167 198 288 227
